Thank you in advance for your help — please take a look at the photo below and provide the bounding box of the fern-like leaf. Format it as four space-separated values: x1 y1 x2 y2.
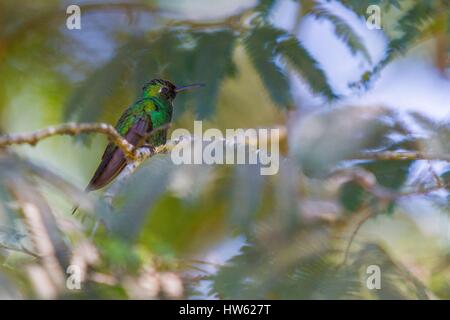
190 31 236 118
243 26 292 108
377 2 435 70
276 36 338 101
312 5 372 63
255 0 277 20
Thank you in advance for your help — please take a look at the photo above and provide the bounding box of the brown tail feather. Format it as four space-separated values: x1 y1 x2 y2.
71 118 150 216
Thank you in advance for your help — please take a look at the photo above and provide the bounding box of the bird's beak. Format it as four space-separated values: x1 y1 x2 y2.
175 83 205 93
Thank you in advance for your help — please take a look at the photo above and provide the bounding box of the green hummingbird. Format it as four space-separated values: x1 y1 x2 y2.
72 79 204 214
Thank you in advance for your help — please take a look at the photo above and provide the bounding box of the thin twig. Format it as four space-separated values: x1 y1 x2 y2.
0 242 40 258
338 209 374 268
334 168 449 202
167 6 254 32
357 151 450 162
427 161 444 188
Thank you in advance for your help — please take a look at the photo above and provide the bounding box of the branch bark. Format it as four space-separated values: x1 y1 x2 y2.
357 151 450 162
0 122 135 158
0 122 169 162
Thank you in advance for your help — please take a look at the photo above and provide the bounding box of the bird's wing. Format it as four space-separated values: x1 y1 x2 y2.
86 117 152 191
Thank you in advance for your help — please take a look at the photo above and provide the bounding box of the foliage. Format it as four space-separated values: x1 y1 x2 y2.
311 5 372 63
0 0 449 300
345 0 450 83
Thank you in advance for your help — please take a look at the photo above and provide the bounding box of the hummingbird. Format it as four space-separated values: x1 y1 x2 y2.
72 79 204 214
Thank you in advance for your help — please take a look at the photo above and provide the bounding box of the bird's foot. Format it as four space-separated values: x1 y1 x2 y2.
141 144 155 153
130 144 155 162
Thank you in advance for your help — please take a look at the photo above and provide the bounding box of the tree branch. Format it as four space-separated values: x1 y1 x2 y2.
0 228 40 258
2 123 449 166
334 167 449 201
337 207 374 268
0 122 169 162
357 151 450 162
2 123 448 164
168 6 254 32
0 122 135 158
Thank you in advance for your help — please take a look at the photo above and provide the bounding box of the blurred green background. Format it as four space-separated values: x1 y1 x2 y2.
0 0 449 299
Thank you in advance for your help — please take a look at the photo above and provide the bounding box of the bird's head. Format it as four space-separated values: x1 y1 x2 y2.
142 79 204 102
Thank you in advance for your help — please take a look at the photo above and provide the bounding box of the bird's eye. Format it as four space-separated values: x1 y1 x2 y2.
160 87 169 94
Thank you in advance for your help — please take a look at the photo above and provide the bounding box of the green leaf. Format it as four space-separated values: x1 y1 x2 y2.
377 2 435 70
137 165 230 255
210 243 360 299
441 168 450 184
210 244 265 299
312 5 372 63
339 181 367 212
133 31 236 118
228 164 264 231
64 40 141 122
276 36 338 101
190 31 236 118
385 201 397 216
353 243 429 300
133 31 195 117
110 155 174 242
362 160 413 190
255 0 277 19
243 26 292 108
64 29 237 123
